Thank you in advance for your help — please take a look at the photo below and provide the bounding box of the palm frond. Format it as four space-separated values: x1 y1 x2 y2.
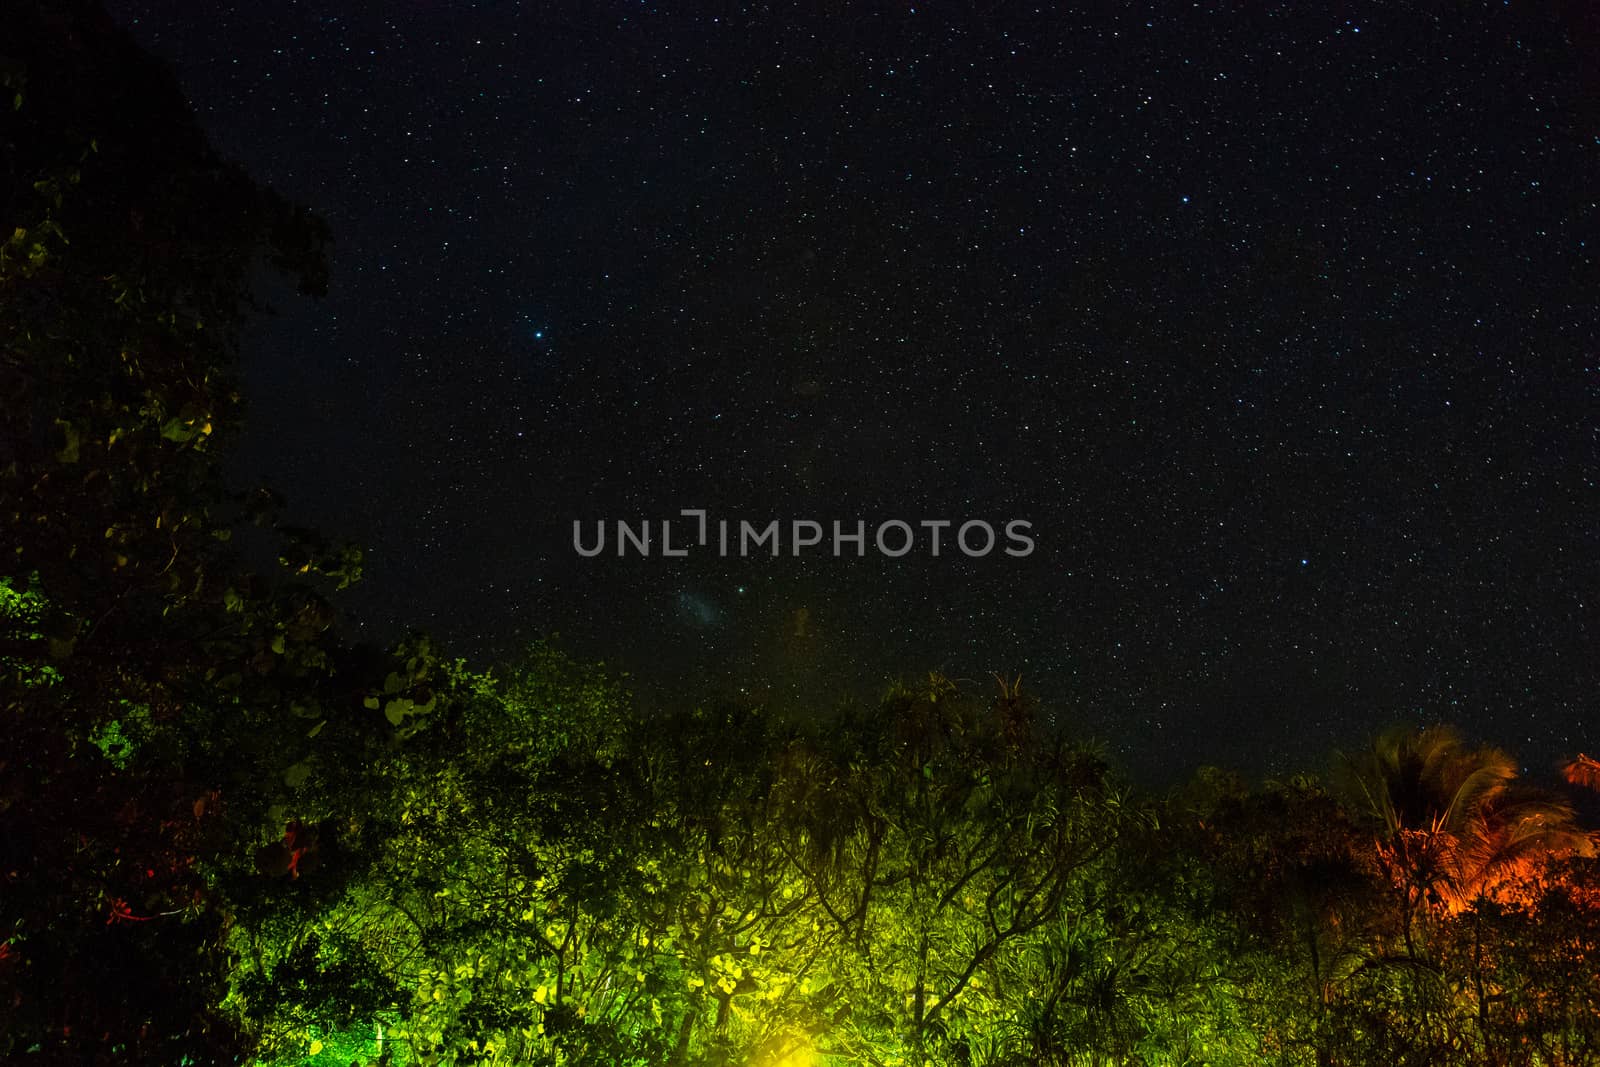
1563 753 1600 791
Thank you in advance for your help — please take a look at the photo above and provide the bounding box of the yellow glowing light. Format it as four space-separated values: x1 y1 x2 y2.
758 1035 823 1067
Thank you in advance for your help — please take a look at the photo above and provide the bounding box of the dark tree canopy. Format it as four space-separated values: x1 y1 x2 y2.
2 2 335 1061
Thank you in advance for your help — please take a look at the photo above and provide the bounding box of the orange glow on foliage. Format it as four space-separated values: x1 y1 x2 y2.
1563 754 1600 791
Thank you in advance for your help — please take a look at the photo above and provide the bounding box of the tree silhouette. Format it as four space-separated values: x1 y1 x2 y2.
1342 725 1591 934
2 3 335 1060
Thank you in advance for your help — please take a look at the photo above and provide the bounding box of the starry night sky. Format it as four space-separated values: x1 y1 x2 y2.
105 2 1597 779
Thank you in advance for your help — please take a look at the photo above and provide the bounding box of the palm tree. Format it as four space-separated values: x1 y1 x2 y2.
1341 725 1591 928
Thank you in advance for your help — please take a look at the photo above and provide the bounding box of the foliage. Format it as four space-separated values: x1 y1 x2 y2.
1340 725 1592 929
226 667 1129 1066
220 669 1600 1067
5 6 1600 1066
0 3 349 1061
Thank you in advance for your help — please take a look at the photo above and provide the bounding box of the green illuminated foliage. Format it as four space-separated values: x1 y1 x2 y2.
209 649 1600 1067
0 572 65 687
88 701 151 768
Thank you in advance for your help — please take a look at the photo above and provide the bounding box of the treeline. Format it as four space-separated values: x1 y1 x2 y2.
222 659 1600 1067
3 5 1598 1066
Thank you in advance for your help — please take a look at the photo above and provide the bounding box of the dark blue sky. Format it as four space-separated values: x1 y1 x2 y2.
107 1 1599 779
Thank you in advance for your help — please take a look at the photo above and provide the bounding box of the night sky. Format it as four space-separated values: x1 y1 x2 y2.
105 2 1597 780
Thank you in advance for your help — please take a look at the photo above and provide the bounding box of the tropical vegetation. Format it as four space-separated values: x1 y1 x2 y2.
3 5 1597 1065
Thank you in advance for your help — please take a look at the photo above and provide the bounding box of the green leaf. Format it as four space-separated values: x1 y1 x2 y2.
283 761 312 789
160 416 194 443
